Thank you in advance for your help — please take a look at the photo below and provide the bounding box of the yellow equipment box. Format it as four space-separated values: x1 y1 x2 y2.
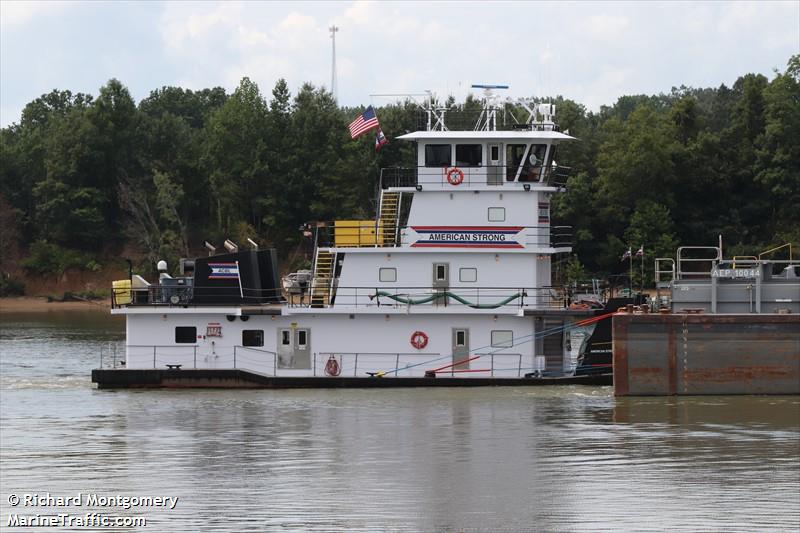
112 279 132 305
334 220 382 247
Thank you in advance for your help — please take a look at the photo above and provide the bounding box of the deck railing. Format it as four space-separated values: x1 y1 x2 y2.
111 285 285 309
296 285 568 310
380 165 571 190
106 348 535 378
114 344 279 373
112 283 569 310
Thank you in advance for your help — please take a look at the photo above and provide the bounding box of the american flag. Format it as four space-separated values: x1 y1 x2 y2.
349 106 380 139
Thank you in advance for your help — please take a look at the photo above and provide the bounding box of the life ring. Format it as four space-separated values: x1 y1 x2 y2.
410 330 429 350
324 355 341 376
446 167 464 185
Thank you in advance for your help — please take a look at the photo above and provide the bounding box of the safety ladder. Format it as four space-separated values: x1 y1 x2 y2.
310 248 335 308
378 191 402 247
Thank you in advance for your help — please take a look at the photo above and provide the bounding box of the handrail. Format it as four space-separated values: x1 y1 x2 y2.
380 165 571 189
473 352 524 377
298 285 568 309
113 282 572 310
317 352 442 377
676 246 722 279
758 243 793 262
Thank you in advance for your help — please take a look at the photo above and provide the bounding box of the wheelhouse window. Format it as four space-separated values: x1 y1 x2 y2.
379 267 397 282
491 330 513 348
520 144 549 182
459 267 477 282
175 327 196 343
242 330 264 347
424 144 452 167
488 207 506 222
506 144 527 180
455 144 482 167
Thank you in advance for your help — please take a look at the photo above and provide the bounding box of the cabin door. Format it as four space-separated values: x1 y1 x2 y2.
452 328 470 371
277 328 311 369
487 143 503 185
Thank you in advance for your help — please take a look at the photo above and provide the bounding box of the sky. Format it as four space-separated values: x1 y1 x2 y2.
1 0 798 127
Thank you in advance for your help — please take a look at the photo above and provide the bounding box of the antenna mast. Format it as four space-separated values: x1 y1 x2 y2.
329 25 339 102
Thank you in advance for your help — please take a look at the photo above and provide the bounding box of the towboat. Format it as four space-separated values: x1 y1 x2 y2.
94 88 615 388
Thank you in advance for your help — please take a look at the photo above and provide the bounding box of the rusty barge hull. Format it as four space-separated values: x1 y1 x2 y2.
613 314 800 396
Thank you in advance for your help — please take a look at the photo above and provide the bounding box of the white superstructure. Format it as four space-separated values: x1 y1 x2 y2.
112 89 588 380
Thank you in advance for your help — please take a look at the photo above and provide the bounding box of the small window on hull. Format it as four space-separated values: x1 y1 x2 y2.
460 268 477 282
379 268 397 282
491 330 513 348
175 327 196 343
488 207 506 222
281 330 291 345
242 330 264 347
297 330 308 348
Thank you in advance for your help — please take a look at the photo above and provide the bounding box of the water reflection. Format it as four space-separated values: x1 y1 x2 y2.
1 313 798 531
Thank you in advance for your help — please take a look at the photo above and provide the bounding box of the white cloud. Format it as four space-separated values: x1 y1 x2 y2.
0 0 68 28
581 13 631 38
1 0 798 126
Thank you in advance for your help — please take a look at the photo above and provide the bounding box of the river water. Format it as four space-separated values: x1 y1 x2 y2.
1 311 798 532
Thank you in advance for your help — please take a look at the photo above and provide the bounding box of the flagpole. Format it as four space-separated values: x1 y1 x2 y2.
641 246 644 294
629 251 633 294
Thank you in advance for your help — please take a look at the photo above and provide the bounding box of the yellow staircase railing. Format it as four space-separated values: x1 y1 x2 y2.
310 249 335 308
378 191 401 247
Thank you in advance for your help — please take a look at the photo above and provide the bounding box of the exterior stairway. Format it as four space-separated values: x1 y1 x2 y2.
378 191 401 247
310 249 335 308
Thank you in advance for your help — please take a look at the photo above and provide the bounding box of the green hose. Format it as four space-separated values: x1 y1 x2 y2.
370 290 524 309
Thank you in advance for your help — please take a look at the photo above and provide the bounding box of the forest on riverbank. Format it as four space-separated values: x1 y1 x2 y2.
1 55 797 295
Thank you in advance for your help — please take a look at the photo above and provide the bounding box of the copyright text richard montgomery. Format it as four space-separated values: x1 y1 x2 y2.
8 492 178 510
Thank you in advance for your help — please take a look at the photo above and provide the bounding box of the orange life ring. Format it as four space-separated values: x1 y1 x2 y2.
410 330 429 350
446 167 464 185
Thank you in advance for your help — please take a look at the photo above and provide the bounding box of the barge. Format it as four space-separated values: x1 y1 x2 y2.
613 244 799 396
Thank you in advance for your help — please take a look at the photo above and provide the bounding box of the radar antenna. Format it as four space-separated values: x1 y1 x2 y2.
471 84 509 131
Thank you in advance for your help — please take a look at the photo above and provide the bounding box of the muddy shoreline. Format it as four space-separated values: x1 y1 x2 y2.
0 297 111 314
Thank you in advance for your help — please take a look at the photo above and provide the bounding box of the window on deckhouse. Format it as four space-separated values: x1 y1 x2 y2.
455 144 482 166
506 144 526 180
425 145 452 167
